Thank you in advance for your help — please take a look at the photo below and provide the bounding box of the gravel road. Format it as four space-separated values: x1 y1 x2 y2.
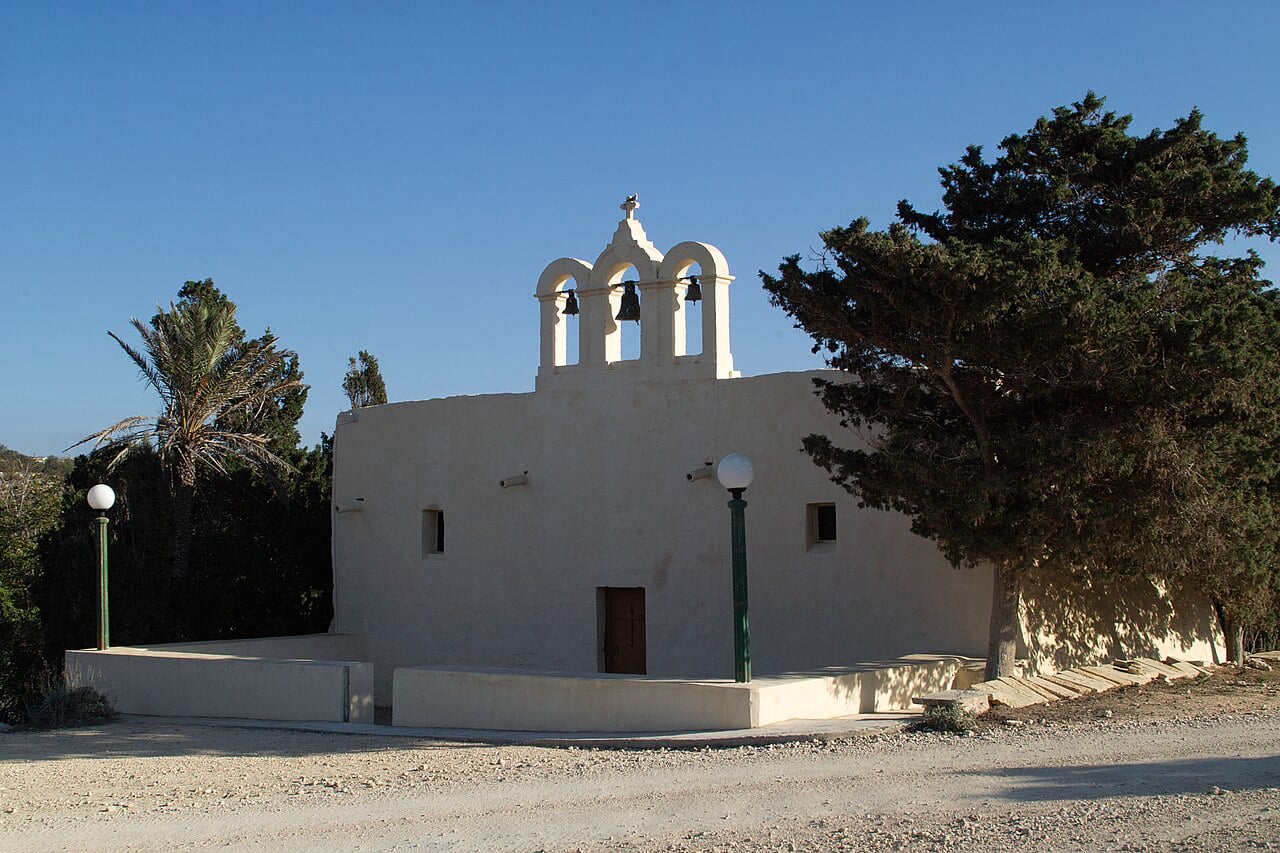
2 710 1278 851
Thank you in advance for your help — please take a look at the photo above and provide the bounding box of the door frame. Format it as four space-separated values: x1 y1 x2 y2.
597 586 646 674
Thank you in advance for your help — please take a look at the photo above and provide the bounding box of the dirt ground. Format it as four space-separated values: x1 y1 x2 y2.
1 665 1278 851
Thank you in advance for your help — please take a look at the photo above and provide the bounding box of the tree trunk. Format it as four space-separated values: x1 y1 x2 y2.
170 470 195 586
985 559 1022 681
1211 597 1245 664
166 474 196 642
1227 621 1245 664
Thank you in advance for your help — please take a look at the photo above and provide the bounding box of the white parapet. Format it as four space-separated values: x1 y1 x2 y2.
65 633 374 723
392 655 971 732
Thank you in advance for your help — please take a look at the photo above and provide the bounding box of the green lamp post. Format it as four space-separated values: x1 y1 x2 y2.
716 453 754 683
86 484 115 650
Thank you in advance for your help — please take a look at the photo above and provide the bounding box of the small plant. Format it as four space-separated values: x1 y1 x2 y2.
21 678 119 730
912 703 977 734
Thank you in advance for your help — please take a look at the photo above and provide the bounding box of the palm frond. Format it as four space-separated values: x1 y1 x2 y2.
109 328 169 401
86 294 304 490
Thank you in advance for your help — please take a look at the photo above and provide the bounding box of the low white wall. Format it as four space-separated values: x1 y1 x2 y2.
756 656 968 720
393 666 754 731
392 655 968 732
66 634 373 723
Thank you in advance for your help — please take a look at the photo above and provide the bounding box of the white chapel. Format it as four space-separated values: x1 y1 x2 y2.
330 199 1218 705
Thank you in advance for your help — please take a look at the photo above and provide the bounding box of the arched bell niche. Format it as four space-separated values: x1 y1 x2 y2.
658 241 731 367
534 199 737 390
535 257 592 370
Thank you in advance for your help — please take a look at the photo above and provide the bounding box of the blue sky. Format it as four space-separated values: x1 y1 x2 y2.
4 2 1279 456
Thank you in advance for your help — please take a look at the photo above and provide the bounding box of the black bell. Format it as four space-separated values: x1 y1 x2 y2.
684 275 702 304
562 289 579 316
615 281 641 322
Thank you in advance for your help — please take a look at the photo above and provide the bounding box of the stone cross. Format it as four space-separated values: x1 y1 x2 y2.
620 194 639 219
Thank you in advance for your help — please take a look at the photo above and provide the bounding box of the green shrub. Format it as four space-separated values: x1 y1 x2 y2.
912 703 977 734
22 679 119 730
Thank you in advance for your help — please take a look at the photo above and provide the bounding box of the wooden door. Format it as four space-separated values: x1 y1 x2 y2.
602 587 646 674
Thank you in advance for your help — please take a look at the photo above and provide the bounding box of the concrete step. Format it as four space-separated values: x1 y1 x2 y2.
1164 658 1209 678
1134 657 1187 680
915 655 1216 719
1004 677 1060 702
1041 670 1106 693
1023 675 1082 699
1080 665 1151 687
912 689 990 714
969 677 1042 708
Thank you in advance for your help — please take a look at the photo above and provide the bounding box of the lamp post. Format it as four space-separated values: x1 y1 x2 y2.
716 453 753 682
86 484 115 650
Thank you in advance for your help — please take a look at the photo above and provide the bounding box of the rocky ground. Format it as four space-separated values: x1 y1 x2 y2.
1 666 1278 851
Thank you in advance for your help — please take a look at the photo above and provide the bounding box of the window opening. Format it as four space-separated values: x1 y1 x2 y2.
423 508 444 556
807 503 837 549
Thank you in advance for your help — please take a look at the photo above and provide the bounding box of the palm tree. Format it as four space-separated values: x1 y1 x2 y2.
73 296 304 586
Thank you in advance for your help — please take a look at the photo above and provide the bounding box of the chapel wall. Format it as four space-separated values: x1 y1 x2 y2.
331 370 996 703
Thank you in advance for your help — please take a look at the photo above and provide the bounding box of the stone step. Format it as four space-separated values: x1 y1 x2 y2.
1005 677 1060 702
1042 670 1107 693
912 689 990 714
1024 675 1082 699
1164 658 1209 678
997 676 1051 704
1065 668 1124 690
1037 672 1095 694
1080 665 1151 687
1134 657 1187 681
920 655 1214 719
973 678 1042 708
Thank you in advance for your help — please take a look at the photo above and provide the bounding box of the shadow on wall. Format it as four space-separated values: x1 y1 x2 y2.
815 656 975 713
1020 568 1222 673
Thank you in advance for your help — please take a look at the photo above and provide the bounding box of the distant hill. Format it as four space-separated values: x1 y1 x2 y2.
0 443 74 479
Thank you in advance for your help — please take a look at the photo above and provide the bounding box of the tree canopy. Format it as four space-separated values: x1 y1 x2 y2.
343 350 388 409
71 282 307 606
762 93 1280 677
0 446 66 721
41 282 332 655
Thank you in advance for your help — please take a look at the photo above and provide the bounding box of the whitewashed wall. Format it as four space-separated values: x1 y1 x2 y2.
332 370 995 701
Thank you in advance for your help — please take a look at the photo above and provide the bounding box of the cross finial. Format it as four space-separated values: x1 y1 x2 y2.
620 194 639 219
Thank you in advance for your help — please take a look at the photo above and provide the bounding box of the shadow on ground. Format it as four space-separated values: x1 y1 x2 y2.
961 753 1280 801
1 720 492 761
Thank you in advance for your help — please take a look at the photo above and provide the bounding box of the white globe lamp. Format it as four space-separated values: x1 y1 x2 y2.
715 453 754 682
87 484 116 511
715 453 754 493
86 484 115 649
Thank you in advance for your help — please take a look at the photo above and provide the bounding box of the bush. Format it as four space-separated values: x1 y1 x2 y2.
22 679 119 730
912 703 977 734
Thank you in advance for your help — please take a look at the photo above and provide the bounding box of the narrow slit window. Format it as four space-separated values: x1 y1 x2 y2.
816 504 837 541
423 509 444 556
807 503 837 549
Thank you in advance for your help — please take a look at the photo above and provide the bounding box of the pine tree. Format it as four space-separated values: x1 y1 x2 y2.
763 93 1280 676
